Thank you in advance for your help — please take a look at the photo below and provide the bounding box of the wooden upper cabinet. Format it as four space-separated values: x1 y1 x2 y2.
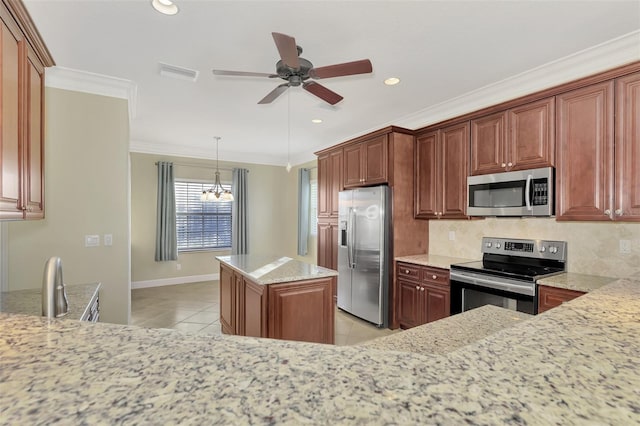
615 72 640 221
329 150 343 216
470 97 555 175
556 81 615 221
0 1 52 220
317 148 343 219
0 16 24 219
343 135 388 188
415 122 469 219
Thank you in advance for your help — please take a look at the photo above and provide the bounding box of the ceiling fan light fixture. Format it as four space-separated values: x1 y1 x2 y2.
384 77 401 86
151 0 179 15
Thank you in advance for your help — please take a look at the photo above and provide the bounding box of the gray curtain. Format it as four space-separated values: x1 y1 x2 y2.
297 168 310 256
155 161 177 261
232 168 249 255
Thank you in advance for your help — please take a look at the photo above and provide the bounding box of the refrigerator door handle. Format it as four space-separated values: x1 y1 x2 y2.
349 207 356 268
346 208 352 269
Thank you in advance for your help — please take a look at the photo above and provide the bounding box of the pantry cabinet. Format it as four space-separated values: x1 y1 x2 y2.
470 97 555 175
396 262 450 329
415 122 469 219
317 148 342 219
0 0 52 220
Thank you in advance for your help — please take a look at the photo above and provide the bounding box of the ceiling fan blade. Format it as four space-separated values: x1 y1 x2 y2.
309 59 373 79
212 70 277 78
272 32 300 69
303 81 343 105
258 83 290 104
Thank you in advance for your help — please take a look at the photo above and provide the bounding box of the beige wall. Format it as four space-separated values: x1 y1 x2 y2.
429 218 640 278
130 153 317 285
7 88 131 324
282 160 318 263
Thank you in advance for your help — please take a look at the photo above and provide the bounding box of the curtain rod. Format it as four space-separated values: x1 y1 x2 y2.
154 161 240 173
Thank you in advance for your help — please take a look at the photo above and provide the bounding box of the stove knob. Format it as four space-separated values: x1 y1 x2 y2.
485 241 492 248
550 246 558 254
539 246 546 253
495 243 501 249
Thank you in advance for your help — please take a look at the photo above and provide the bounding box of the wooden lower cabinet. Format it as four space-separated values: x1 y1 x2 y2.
538 285 586 313
219 263 335 344
397 262 450 329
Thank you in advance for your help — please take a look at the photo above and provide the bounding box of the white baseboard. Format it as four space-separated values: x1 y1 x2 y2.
131 273 219 290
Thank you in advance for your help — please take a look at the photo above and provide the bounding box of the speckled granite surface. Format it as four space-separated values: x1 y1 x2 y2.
0 283 100 321
359 305 531 354
537 272 617 292
2 276 640 423
395 253 476 269
216 254 338 284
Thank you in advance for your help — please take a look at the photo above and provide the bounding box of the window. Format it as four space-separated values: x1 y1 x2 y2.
309 179 318 236
175 181 232 251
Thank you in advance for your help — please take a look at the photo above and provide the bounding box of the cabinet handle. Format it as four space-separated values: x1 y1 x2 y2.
615 209 623 216
507 162 513 167
501 163 506 168
432 274 437 279
420 287 425 292
405 269 410 274
604 209 611 216
415 286 420 290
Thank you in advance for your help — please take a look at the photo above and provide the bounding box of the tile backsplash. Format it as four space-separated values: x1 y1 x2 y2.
429 218 640 278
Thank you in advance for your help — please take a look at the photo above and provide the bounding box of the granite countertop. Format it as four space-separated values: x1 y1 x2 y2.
395 253 476 269
2 275 640 423
0 283 100 321
216 254 338 285
537 272 618 293
359 305 532 355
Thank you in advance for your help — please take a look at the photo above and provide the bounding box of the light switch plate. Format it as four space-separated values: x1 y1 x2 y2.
620 239 631 254
85 235 100 247
104 234 113 246
448 231 456 241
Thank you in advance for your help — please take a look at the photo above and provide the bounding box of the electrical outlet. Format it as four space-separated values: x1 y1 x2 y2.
448 231 456 241
104 234 113 246
177 264 182 271
620 239 631 254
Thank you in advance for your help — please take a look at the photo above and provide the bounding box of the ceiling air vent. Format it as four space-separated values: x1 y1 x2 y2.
158 62 199 82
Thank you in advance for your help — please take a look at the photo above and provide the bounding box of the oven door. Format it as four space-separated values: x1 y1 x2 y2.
450 271 537 315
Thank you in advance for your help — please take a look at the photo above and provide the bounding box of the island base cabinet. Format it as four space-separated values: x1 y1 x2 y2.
268 279 334 344
538 285 586 313
220 263 335 344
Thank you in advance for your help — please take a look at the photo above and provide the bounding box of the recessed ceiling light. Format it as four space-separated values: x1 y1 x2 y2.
151 0 179 15
384 77 400 86
311 119 323 124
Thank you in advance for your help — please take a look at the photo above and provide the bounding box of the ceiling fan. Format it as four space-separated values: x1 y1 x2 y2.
212 32 373 105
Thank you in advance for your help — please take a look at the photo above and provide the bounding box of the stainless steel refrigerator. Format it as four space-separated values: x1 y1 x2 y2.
337 185 390 327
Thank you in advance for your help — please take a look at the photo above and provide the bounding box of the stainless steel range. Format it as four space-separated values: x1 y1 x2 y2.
450 237 567 315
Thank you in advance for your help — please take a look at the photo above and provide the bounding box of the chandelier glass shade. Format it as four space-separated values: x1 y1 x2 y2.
201 137 234 202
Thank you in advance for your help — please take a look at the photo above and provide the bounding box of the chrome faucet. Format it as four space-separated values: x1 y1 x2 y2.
42 257 69 318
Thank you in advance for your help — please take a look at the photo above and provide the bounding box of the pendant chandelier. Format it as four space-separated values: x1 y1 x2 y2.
201 136 234 202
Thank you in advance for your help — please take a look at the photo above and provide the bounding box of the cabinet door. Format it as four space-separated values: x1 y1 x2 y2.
317 154 330 218
244 280 266 338
556 81 615 220
24 47 44 219
538 285 585 313
397 279 420 329
415 131 439 218
440 122 469 218
363 135 388 184
424 285 450 323
234 272 245 335
508 97 555 172
615 72 640 221
470 111 506 175
329 149 343 216
0 18 24 219
317 222 332 269
343 144 363 187
268 279 334 344
219 264 235 334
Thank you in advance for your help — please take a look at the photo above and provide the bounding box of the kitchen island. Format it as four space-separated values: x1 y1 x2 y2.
216 255 338 344
1 274 640 424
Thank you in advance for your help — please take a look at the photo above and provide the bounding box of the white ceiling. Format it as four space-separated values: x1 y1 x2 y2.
23 0 640 166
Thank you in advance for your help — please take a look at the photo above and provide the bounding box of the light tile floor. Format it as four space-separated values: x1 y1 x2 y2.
131 281 397 345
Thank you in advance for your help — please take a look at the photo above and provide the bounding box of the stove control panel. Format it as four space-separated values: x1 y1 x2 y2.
481 237 567 261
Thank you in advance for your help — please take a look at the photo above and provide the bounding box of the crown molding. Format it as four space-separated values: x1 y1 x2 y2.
129 139 286 167
45 66 138 121
395 30 640 130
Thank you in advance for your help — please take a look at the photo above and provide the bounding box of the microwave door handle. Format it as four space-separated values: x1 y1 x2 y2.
525 174 533 211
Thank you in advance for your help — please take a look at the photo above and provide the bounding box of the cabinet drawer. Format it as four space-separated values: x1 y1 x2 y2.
538 285 585 313
421 266 449 287
396 262 421 282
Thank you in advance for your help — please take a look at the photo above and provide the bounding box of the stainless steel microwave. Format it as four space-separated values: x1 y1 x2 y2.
467 167 554 217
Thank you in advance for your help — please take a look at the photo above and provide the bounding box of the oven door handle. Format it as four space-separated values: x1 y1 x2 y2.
450 271 536 296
